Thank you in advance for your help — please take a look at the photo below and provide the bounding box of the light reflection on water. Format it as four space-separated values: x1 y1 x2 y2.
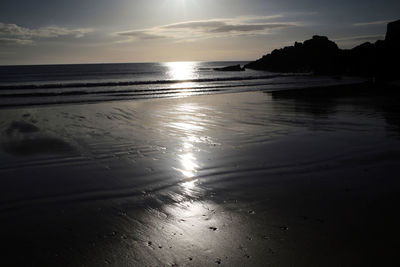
170 82 197 89
164 62 201 97
164 62 199 81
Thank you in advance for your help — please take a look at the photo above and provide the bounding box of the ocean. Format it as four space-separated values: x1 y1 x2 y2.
0 61 362 107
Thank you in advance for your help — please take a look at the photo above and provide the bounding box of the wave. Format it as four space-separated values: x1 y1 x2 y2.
0 81 301 98
0 73 362 108
0 74 305 90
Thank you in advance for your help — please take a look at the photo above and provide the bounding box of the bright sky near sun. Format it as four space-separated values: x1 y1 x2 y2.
0 0 399 65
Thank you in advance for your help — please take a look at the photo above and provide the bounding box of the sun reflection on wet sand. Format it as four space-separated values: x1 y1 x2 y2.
166 102 207 190
170 122 203 132
181 179 199 196
166 102 211 214
176 152 198 178
135 90 243 265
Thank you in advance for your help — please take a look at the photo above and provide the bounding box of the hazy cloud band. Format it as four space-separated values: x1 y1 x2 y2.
0 22 92 45
117 16 298 42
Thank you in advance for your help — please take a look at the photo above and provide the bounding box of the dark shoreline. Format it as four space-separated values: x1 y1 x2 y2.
270 80 400 97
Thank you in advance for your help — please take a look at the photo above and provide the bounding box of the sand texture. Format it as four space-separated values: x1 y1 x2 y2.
1 88 400 266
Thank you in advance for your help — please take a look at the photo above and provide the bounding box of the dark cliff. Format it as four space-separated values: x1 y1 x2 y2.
245 19 400 80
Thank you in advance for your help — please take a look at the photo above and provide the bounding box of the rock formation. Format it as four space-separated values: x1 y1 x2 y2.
214 64 245 72
386 19 400 43
245 19 400 80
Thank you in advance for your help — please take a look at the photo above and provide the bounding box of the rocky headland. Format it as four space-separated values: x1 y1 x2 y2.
245 19 400 80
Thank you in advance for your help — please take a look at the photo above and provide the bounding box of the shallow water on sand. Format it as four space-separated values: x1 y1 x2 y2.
0 90 400 266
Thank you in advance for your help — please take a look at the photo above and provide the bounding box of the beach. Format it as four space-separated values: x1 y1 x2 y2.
1 84 400 266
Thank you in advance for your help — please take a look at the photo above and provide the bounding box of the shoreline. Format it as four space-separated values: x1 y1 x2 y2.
0 78 376 110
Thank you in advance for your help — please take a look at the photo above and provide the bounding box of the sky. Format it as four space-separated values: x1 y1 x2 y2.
0 0 399 65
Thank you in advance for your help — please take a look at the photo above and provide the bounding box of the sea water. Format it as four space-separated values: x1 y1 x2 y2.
0 61 361 107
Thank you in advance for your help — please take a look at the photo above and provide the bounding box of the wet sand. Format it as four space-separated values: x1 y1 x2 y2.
1 84 400 266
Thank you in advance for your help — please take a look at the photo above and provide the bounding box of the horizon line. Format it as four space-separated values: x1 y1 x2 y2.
0 59 253 67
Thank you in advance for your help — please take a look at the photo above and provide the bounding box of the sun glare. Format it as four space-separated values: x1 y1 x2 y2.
165 61 198 81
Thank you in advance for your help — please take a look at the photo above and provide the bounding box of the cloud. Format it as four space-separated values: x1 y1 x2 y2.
238 15 284 24
353 20 391 27
334 34 385 48
0 22 92 45
30 26 92 38
164 20 227 30
334 34 384 42
118 30 167 40
117 16 298 42
0 37 33 45
209 23 294 33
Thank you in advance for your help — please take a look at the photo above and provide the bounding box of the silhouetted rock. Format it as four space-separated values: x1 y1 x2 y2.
341 41 377 77
381 19 400 80
214 64 245 71
245 35 341 74
245 19 400 80
386 19 400 43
